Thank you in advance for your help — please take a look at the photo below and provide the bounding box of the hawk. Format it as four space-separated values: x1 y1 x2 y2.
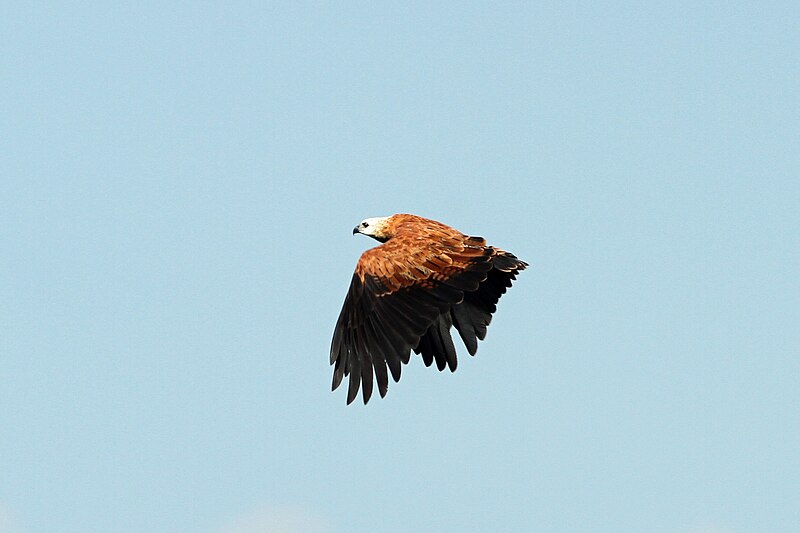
331 214 527 404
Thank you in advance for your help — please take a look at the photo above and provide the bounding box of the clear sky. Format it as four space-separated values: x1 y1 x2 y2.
1 2 798 532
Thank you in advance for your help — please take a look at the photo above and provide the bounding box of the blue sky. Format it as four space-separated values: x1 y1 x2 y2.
1 2 798 532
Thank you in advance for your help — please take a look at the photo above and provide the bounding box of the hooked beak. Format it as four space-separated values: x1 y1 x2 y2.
352 226 360 235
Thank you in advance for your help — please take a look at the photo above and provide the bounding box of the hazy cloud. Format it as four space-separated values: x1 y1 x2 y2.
0 504 22 533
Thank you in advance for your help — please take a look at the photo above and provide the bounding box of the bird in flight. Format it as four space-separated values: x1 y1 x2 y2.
330 214 528 404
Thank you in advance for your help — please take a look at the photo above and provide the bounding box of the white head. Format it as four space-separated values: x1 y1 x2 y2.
353 216 392 242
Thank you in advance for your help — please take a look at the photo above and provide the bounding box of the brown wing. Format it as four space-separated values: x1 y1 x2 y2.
330 232 527 404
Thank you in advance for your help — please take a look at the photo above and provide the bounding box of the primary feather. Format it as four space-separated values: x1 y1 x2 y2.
331 214 528 404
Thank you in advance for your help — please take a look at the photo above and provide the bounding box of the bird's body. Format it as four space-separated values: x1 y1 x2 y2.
331 214 527 404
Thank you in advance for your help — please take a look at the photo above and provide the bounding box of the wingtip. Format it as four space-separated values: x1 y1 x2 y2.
346 374 360 405
447 358 458 372
331 366 344 392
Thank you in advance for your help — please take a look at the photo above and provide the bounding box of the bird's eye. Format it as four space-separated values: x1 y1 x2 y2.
361 222 368 228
